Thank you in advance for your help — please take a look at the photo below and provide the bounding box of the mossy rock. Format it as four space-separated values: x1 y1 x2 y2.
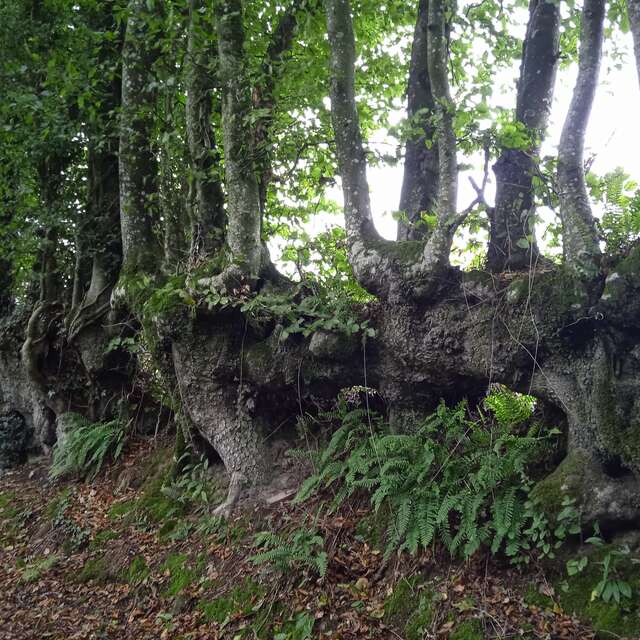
450 619 485 640
530 449 588 520
384 576 433 640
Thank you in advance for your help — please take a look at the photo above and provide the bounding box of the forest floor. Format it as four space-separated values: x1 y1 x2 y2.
0 435 635 640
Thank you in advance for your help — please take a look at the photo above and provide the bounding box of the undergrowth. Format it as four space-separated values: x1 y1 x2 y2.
50 415 127 480
296 386 556 562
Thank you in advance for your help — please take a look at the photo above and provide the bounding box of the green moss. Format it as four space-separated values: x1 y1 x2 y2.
77 556 111 584
108 447 184 527
524 585 554 610
591 370 640 473
0 491 18 518
530 268 587 319
505 278 529 305
124 555 150 585
90 529 119 549
108 499 137 520
530 450 588 520
384 577 433 640
45 487 72 522
556 565 640 639
20 555 59 583
0 491 20 543
198 578 266 624
450 619 484 640
162 553 204 597
370 239 425 265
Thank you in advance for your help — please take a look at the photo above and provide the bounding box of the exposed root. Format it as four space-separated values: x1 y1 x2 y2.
212 470 248 518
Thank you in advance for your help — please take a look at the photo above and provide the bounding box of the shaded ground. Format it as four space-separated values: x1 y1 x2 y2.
0 436 633 639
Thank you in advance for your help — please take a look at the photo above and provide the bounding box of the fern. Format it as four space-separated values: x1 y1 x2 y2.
50 415 127 480
250 528 327 578
296 388 557 562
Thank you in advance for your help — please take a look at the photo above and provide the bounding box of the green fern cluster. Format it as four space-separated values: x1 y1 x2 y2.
50 415 126 480
297 390 555 561
250 528 328 577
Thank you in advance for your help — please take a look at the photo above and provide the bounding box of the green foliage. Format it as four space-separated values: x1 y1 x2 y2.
160 453 219 510
566 527 638 605
198 578 266 625
587 168 640 253
50 416 127 480
77 556 110 584
450 620 484 640
297 388 555 561
161 553 205 597
125 556 151 586
383 577 433 640
273 612 315 640
554 541 640 638
20 555 59 583
250 528 328 578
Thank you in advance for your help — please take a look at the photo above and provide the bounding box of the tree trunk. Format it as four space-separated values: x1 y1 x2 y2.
186 0 225 260
216 0 262 282
397 0 439 242
487 0 560 271
557 0 604 282
119 0 160 275
169 255 640 526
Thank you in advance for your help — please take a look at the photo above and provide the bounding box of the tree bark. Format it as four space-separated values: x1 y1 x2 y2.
169 253 640 525
488 0 560 271
216 0 262 282
397 0 439 242
557 0 605 281
186 0 225 260
68 2 123 341
119 0 160 275
323 0 464 304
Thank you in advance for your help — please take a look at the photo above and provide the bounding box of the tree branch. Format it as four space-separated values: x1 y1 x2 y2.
422 0 462 271
557 0 605 279
487 0 560 272
324 0 379 245
397 0 439 242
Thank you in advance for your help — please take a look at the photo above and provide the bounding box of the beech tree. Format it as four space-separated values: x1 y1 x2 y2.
1 0 640 524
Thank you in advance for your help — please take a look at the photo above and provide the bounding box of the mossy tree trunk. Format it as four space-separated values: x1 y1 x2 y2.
118 0 161 276
185 0 225 261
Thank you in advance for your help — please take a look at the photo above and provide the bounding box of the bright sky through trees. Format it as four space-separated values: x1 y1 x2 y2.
358 32 640 243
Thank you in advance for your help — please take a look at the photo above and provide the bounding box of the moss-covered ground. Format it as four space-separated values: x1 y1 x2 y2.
1 436 638 639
